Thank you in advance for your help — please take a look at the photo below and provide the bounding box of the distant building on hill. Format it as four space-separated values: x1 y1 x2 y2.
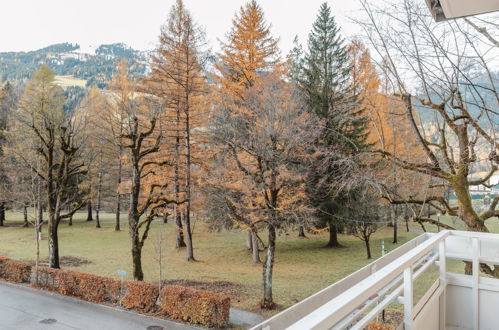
468 174 499 197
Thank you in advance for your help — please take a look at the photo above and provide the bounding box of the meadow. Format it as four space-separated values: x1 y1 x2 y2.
1 211 497 316
0 211 421 315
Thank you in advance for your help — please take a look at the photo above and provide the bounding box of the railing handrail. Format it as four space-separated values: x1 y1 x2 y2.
286 230 451 330
251 234 431 330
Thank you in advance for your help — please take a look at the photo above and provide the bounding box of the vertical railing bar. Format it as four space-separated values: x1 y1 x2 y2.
472 238 479 330
438 241 446 330
403 267 413 330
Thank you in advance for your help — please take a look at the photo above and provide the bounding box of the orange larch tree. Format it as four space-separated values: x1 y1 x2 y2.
212 0 281 258
215 0 280 98
147 0 207 260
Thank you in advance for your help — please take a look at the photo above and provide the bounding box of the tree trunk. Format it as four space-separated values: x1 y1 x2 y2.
131 232 144 281
22 205 28 227
261 225 276 309
392 205 398 244
251 231 261 264
128 156 145 281
37 197 43 234
115 196 121 231
162 212 168 224
174 106 186 248
183 98 195 262
246 231 253 250
68 214 73 226
182 211 195 261
86 200 93 221
0 203 5 226
325 221 341 248
365 238 372 259
298 225 306 238
35 208 41 285
175 208 186 248
115 151 122 231
404 204 409 232
451 174 487 232
48 215 60 268
95 172 102 228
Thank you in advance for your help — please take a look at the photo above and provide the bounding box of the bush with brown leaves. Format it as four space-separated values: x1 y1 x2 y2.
122 281 158 313
159 285 230 327
0 258 32 283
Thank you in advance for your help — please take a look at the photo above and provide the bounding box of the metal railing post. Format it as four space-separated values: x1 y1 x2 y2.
472 238 480 330
439 241 446 330
403 267 413 330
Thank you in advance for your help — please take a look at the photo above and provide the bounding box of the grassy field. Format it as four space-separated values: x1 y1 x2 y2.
0 211 421 315
54 75 87 88
1 211 497 316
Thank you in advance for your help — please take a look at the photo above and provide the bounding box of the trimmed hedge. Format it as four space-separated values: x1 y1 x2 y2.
55 270 121 304
122 281 158 313
159 285 231 328
0 258 32 283
0 257 9 278
30 266 59 291
0 256 231 328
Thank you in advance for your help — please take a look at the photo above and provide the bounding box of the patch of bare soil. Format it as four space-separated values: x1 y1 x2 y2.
0 223 29 228
25 256 92 267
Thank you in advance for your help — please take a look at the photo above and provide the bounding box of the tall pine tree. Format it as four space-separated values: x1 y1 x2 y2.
291 2 369 247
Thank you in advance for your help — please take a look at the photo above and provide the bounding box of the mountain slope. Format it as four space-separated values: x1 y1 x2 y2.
0 42 149 88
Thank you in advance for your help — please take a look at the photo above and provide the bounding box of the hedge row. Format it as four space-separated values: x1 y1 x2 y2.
159 285 231 328
122 281 158 312
0 257 230 327
56 270 121 304
0 257 32 283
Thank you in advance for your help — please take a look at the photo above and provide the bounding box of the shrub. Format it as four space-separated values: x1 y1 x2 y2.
159 285 231 328
55 270 81 296
30 266 59 291
122 281 159 313
368 322 396 330
78 273 121 304
0 259 32 283
0 257 9 279
0 257 9 272
55 270 121 304
0 256 230 327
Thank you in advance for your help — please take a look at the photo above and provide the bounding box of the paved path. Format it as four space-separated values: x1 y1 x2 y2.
230 308 265 329
0 281 200 330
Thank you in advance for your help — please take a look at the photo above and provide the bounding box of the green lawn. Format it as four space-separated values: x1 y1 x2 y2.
420 214 499 233
0 211 419 315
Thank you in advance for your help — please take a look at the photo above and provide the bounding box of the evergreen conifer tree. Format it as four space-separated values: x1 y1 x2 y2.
291 2 370 247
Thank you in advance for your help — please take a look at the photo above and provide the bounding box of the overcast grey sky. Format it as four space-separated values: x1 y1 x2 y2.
0 0 367 54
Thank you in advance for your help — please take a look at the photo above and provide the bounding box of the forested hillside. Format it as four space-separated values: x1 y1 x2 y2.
0 42 148 88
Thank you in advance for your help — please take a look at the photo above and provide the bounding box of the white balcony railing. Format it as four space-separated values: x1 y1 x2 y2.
252 230 499 330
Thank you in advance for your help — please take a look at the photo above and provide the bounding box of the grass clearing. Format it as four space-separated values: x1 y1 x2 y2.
2 211 496 316
0 211 419 315
54 75 87 88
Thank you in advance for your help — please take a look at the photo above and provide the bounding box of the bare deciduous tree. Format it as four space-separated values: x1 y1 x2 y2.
359 0 498 275
6 65 86 268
